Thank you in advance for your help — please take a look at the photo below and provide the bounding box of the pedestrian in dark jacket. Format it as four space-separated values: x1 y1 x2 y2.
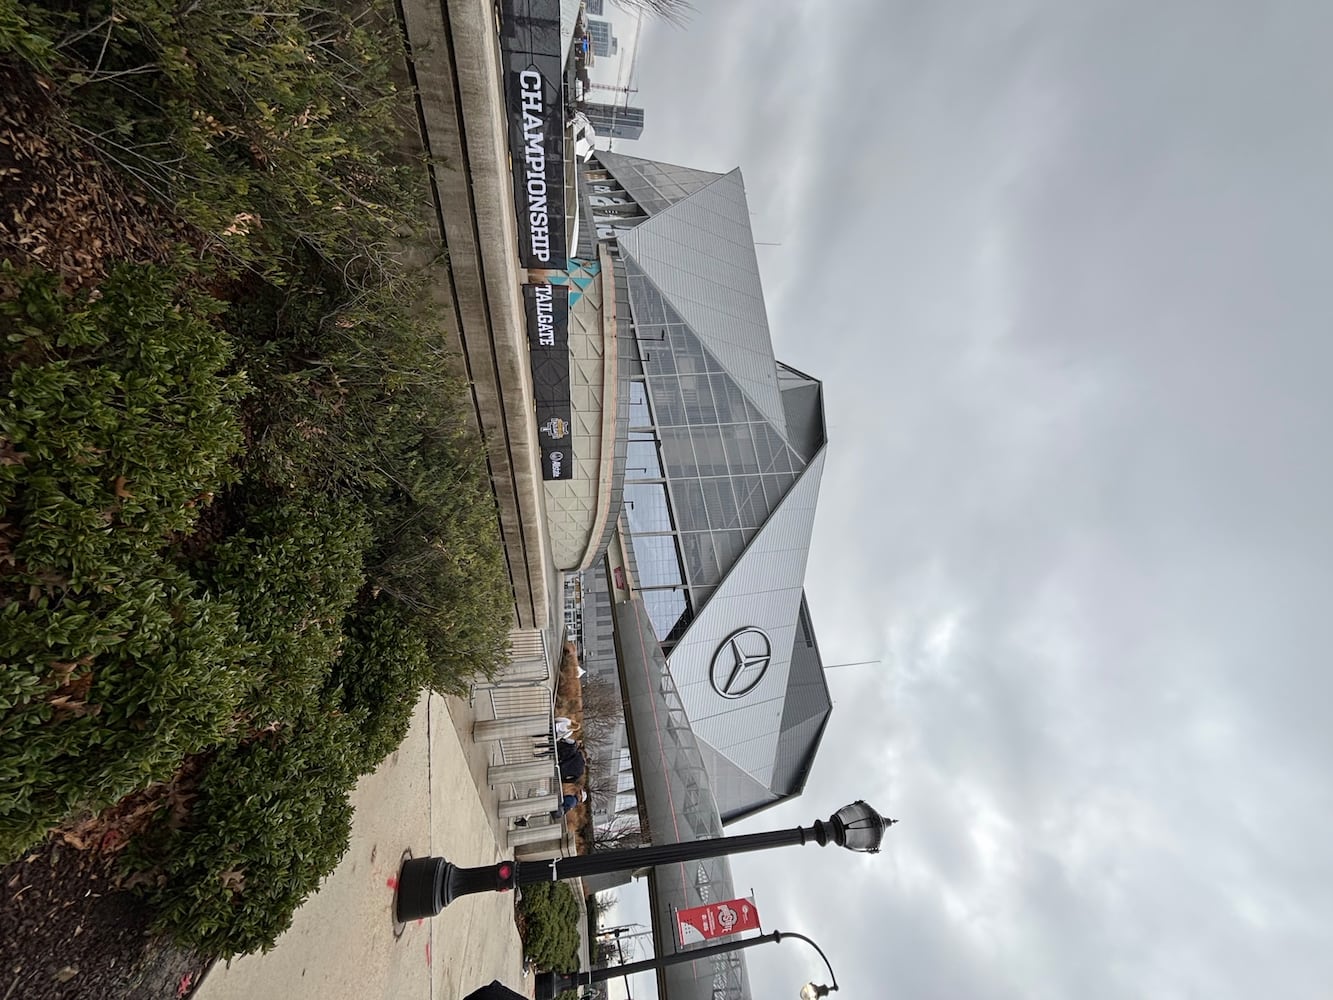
557 738 586 783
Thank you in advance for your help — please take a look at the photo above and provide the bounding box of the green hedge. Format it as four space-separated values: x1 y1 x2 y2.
195 490 371 726
519 881 582 973
0 261 244 593
0 263 247 857
4 0 418 280
327 601 430 773
0 0 516 960
130 712 359 957
227 269 513 692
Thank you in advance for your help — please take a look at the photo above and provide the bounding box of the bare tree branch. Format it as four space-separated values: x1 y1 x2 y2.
611 0 695 29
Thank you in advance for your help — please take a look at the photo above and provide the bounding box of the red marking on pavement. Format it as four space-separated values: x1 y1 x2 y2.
416 918 423 926
425 941 432 966
386 877 398 891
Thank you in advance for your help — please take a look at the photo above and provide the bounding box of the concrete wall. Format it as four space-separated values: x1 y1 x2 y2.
396 0 551 628
541 246 620 571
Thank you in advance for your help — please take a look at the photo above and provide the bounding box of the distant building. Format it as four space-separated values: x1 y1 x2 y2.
585 16 618 57
584 0 604 13
582 101 645 141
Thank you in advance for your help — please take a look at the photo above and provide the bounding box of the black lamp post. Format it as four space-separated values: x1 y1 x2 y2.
534 928 839 1000
396 800 895 922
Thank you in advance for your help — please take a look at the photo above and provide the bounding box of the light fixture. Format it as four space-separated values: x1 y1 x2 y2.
830 799 895 853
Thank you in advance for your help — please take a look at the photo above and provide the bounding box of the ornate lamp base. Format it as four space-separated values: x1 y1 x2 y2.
396 857 517 921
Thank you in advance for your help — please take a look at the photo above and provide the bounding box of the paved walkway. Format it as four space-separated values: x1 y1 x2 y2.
192 693 529 1000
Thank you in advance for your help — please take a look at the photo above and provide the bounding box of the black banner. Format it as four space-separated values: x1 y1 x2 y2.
500 0 567 270
524 283 573 480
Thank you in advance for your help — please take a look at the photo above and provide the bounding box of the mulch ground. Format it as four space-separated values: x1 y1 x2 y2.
0 840 209 1000
0 59 219 1000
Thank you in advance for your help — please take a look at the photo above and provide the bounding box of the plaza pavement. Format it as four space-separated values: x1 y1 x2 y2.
192 692 531 1000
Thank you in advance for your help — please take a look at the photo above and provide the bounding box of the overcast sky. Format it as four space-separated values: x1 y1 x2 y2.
589 2 1333 998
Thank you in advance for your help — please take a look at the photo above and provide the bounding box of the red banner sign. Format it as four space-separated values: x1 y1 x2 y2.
675 897 761 945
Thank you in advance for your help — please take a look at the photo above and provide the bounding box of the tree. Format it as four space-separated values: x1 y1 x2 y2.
579 678 624 749
592 817 647 852
611 0 696 28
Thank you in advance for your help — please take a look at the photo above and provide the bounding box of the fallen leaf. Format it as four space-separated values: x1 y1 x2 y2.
48 694 100 719
219 867 246 894
116 870 165 891
112 475 133 498
48 660 81 685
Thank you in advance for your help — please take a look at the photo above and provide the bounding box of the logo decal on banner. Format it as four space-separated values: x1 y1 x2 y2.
709 627 772 699
676 897 761 945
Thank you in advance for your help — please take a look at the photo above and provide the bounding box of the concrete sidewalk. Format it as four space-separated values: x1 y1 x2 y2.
192 693 528 1000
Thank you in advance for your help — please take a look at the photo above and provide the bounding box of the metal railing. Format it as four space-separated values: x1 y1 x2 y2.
472 628 570 855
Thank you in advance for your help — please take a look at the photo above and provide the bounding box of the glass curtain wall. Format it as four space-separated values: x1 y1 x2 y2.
620 257 809 648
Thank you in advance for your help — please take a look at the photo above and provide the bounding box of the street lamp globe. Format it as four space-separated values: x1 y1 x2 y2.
801 983 833 1000
830 800 895 853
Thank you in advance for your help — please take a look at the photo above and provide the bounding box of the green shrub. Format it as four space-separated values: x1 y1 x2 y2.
0 260 245 593
196 491 371 726
367 421 512 694
0 568 247 858
0 260 250 857
131 711 359 957
326 601 429 773
518 881 582 973
0 2 55 69
225 270 512 692
0 0 515 954
7 0 421 280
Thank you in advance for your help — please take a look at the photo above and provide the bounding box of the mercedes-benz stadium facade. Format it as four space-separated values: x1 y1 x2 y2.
491 8 836 996
541 150 835 1000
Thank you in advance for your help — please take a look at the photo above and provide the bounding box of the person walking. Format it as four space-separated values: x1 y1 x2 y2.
556 737 587 783
513 784 587 827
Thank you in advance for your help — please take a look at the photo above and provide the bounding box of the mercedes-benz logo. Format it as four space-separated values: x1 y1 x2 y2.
709 627 772 699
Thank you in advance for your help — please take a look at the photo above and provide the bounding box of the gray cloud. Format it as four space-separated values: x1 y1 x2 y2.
598 1 1333 998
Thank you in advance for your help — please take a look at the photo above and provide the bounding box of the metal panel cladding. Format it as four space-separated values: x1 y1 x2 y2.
500 0 566 268
613 596 751 1000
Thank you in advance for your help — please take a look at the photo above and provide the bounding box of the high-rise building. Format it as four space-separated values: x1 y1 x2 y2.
585 16 618 57
582 101 645 141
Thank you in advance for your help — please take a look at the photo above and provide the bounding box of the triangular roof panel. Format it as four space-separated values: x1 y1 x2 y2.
617 169 788 430
663 447 828 787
